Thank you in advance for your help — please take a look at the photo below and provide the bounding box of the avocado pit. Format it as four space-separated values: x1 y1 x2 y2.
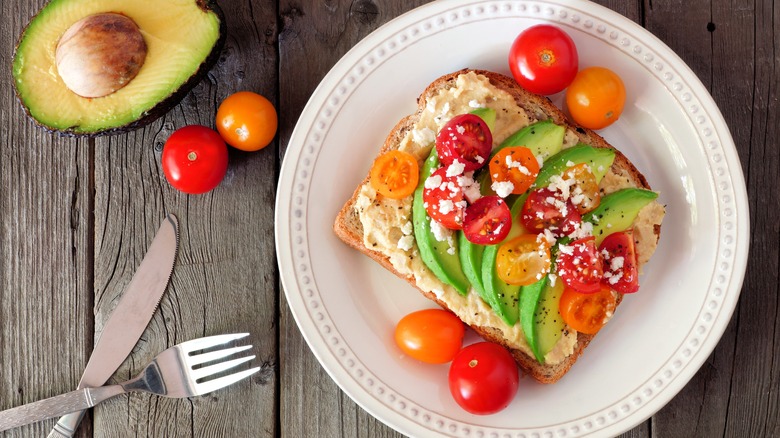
56 13 147 98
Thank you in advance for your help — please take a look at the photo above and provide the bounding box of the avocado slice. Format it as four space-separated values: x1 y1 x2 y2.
478 120 565 196
12 0 226 136
412 150 470 295
458 232 485 297
583 188 659 245
478 195 528 325
521 277 566 363
534 144 616 189
470 107 497 131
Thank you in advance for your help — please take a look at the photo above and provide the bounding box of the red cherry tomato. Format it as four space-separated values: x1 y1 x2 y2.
394 309 465 364
566 67 626 130
556 236 604 294
423 167 466 230
462 196 512 245
559 284 617 334
599 230 639 293
435 114 492 172
162 125 228 194
520 188 581 236
216 91 278 151
508 24 579 95
448 342 519 415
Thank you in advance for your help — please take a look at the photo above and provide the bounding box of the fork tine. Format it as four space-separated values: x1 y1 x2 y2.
187 345 253 366
191 355 256 380
195 367 261 395
180 333 249 352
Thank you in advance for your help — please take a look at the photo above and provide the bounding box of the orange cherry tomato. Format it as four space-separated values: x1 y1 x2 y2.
559 284 617 334
496 234 551 285
561 163 601 214
488 146 540 195
565 67 626 130
216 91 278 151
369 150 419 199
394 309 465 364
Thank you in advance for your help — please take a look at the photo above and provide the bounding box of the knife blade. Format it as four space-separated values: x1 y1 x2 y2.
47 213 179 438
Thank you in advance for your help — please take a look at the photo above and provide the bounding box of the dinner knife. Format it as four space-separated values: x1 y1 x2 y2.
47 214 179 438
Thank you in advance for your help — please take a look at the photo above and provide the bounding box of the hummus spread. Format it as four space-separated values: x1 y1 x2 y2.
354 71 663 365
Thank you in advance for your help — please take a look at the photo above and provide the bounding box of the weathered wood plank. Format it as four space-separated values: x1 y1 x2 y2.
90 0 280 436
0 2 92 438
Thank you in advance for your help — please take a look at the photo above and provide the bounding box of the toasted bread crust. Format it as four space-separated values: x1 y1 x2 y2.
333 69 661 383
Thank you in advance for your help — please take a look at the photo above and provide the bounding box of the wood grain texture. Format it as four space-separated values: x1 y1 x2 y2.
0 0 777 437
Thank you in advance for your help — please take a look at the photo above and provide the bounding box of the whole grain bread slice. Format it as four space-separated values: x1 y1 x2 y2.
334 69 663 383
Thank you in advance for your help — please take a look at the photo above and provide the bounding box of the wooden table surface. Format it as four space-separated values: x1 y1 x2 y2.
1 0 776 437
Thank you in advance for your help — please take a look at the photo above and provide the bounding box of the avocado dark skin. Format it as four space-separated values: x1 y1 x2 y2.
12 0 227 137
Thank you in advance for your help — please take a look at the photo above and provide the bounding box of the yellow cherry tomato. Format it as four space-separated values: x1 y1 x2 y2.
565 67 626 130
216 91 278 151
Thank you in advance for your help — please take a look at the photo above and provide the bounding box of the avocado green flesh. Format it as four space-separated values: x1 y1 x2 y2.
532 279 566 363
534 144 616 189
470 107 496 131
13 0 222 134
584 188 659 245
519 277 546 362
412 151 470 295
458 232 485 297
478 120 566 196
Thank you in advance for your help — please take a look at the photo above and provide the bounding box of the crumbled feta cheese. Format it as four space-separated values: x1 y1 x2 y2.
446 159 466 177
468 100 484 108
397 235 414 251
412 127 436 146
475 155 484 164
505 155 531 175
429 219 451 242
536 155 544 168
425 174 443 190
566 160 576 167
438 199 455 214
610 256 625 271
548 273 558 287
558 244 574 256
457 172 482 203
491 180 515 198
401 221 413 235
456 124 465 135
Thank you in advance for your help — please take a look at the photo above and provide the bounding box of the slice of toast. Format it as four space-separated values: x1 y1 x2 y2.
334 69 664 383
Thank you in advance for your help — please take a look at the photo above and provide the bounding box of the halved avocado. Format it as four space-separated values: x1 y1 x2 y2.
12 0 226 136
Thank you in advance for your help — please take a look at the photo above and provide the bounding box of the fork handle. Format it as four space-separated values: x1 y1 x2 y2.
0 385 124 432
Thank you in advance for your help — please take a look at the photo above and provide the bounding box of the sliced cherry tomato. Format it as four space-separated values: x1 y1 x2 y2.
496 234 552 286
448 342 519 415
216 91 278 151
566 67 626 130
599 230 639 293
462 196 512 245
520 188 581 236
508 24 579 95
369 150 419 199
489 147 540 195
556 236 604 294
559 284 617 334
561 163 601 214
162 125 228 195
423 167 466 230
435 114 492 172
395 309 465 364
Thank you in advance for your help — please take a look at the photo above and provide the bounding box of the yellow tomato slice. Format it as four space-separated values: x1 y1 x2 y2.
496 234 552 285
561 163 601 214
369 150 419 199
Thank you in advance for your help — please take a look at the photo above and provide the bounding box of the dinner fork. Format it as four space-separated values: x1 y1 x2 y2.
0 333 259 431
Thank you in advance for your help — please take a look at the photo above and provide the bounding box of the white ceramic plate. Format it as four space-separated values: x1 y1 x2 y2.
275 1 749 436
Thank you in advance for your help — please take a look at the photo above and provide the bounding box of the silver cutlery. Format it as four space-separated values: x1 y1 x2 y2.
0 333 259 431
48 213 179 437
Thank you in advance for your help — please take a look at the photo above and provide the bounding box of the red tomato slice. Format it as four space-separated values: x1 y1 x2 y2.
488 146 540 195
599 230 639 293
394 309 465 364
448 342 519 415
556 236 604 294
559 284 617 334
520 188 581 236
462 196 512 245
435 114 492 172
423 167 466 230
508 24 579 95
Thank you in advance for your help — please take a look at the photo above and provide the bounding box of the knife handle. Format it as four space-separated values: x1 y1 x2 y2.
46 410 86 438
0 385 124 432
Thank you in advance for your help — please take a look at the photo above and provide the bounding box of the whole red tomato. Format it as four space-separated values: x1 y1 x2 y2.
162 125 228 194
508 24 579 95
448 342 519 415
